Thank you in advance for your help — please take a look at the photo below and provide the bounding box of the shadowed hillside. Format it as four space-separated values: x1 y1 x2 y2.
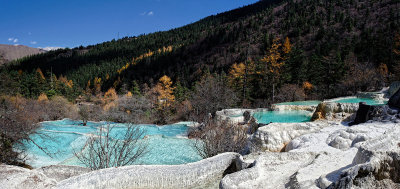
1 0 399 103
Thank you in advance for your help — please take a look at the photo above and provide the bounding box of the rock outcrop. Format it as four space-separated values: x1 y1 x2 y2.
388 87 400 109
249 122 327 152
311 102 359 121
220 152 317 189
356 92 385 101
0 164 57 189
388 81 400 98
350 102 375 125
215 109 254 124
350 104 399 125
329 125 400 188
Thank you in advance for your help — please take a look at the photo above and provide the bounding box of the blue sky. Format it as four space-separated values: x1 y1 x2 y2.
0 0 259 49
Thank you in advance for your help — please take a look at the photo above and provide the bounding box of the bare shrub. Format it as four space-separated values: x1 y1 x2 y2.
78 104 103 123
339 54 385 95
74 124 149 170
275 84 306 102
104 95 152 123
41 96 78 120
189 74 239 122
0 96 52 166
191 119 247 158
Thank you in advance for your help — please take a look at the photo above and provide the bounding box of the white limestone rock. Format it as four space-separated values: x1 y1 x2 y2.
250 122 327 152
224 121 400 189
220 152 316 189
329 124 400 188
56 152 243 189
35 165 91 182
271 104 316 112
0 164 56 189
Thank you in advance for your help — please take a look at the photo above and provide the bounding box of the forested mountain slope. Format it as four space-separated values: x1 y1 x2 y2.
1 0 399 104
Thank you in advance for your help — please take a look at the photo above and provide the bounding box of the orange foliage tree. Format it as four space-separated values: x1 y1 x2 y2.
37 93 49 102
36 68 45 80
228 63 246 91
261 37 292 102
93 77 102 96
154 75 175 109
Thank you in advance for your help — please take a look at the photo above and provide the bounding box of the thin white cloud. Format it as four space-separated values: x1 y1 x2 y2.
30 41 37 45
140 11 154 16
13 38 18 43
8 37 13 41
38 47 64 51
13 44 20 46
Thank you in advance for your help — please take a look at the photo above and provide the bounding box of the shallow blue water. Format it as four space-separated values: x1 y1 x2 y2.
275 100 321 106
23 120 202 168
253 110 312 124
333 98 387 105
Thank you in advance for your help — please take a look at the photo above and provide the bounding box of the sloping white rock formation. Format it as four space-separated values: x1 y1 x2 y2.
56 152 243 189
222 122 400 189
1 153 243 189
220 152 317 189
330 125 400 188
35 165 91 182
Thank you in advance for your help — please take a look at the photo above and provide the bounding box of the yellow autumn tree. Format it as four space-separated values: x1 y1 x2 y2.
228 63 246 89
154 75 175 109
85 80 92 95
36 68 45 80
283 37 292 55
228 61 257 100
261 38 285 102
93 77 102 95
125 91 133 98
302 81 313 91
38 93 49 102
104 88 118 102
302 81 313 97
59 75 73 88
262 38 283 74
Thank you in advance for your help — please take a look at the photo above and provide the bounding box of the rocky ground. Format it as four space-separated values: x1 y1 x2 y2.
222 121 400 188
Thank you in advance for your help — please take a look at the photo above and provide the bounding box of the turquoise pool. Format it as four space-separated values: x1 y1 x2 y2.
275 100 321 106
253 110 312 124
23 120 202 168
332 98 387 105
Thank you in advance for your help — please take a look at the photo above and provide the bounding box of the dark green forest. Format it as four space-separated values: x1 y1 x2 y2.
1 0 399 106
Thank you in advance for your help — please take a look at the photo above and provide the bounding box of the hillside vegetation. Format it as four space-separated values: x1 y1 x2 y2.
1 0 399 106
